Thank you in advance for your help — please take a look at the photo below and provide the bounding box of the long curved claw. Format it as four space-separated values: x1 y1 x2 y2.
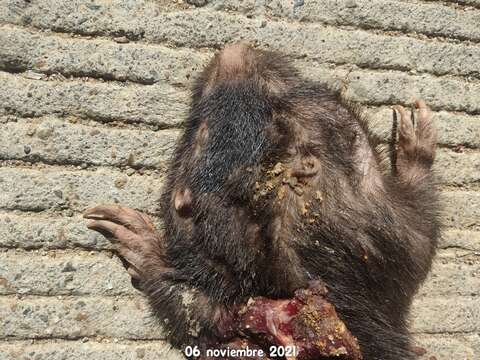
414 99 436 146
84 204 154 234
392 105 415 156
84 204 166 283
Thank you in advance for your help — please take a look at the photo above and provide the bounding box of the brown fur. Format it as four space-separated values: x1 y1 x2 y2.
85 44 440 360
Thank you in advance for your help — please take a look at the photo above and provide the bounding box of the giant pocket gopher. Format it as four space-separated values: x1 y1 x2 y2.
85 43 439 360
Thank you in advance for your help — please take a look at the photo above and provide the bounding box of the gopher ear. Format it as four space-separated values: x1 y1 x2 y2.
174 188 193 218
291 156 320 178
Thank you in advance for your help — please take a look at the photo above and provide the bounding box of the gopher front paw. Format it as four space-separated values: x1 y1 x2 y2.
84 205 167 283
392 100 436 177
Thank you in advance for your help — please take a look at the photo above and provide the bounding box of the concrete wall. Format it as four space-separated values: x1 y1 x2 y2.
0 0 479 359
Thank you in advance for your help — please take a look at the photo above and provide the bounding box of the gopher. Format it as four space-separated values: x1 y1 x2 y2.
85 43 439 359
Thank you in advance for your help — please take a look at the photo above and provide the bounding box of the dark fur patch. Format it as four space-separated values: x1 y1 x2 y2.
143 44 440 359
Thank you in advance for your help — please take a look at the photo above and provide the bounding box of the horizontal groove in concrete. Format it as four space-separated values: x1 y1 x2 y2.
0 71 189 128
263 0 480 42
0 340 183 360
0 116 478 185
0 167 164 214
411 296 480 333
0 296 166 340
0 117 180 170
0 249 476 297
0 251 136 296
2 6 480 79
0 211 477 251
0 24 210 87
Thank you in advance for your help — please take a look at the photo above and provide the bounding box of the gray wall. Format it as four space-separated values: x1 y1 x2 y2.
1 0 479 359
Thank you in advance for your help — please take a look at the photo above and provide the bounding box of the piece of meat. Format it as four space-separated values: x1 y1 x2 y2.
236 281 363 360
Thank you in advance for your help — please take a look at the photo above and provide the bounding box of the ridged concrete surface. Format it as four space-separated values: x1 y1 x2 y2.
0 0 479 359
